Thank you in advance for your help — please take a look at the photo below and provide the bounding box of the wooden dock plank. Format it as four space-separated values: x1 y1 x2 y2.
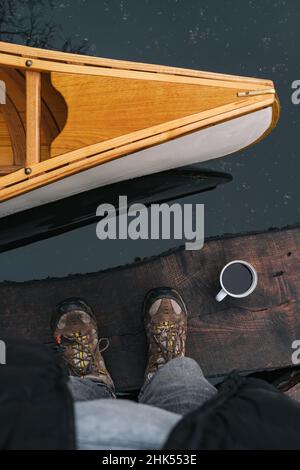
0 225 300 392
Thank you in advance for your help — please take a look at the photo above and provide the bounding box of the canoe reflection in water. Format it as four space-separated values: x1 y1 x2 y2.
0 166 232 254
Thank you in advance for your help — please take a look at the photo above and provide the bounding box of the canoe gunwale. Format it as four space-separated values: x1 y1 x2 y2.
0 50 274 91
0 41 274 87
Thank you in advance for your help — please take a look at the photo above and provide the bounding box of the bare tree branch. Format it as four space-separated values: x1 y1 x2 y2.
0 0 91 54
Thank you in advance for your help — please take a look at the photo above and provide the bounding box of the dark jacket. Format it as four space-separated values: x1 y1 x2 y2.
1 338 300 450
164 374 300 450
0 338 75 450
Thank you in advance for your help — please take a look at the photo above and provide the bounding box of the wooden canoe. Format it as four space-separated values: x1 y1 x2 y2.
0 41 280 218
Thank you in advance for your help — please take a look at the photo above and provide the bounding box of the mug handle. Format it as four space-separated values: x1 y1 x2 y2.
216 289 227 302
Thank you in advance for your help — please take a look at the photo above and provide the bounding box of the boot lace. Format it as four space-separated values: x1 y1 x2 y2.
148 320 183 370
56 332 109 375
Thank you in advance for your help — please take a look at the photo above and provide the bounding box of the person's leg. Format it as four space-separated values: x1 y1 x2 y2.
139 287 217 415
74 400 181 450
51 298 116 401
68 377 115 402
139 357 216 415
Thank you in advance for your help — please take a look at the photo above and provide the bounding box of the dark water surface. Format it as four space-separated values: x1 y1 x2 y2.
0 0 299 281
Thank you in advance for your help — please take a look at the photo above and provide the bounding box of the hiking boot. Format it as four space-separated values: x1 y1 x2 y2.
143 287 188 381
52 298 114 391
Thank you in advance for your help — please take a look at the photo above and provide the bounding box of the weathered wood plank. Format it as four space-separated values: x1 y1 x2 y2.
0 225 299 391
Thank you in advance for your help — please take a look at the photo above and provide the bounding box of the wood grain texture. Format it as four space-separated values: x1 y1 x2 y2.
0 226 299 392
1 93 26 165
50 73 243 156
0 68 26 166
41 73 67 138
26 70 41 167
0 69 67 169
0 111 14 165
0 165 21 175
0 96 275 201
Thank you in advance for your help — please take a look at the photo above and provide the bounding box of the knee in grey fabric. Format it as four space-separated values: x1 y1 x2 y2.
69 357 217 416
68 376 115 402
71 357 218 450
138 357 217 415
75 400 181 450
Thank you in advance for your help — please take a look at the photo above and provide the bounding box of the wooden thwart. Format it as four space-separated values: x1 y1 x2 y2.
0 225 299 392
26 70 41 168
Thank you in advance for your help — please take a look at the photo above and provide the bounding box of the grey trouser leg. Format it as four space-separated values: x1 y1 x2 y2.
71 357 217 449
69 357 217 413
68 376 115 401
139 357 217 415
74 400 180 450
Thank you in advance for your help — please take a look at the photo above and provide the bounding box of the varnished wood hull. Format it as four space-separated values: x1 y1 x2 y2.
0 41 280 217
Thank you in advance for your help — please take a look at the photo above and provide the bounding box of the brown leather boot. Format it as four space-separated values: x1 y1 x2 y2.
52 298 114 391
143 287 188 381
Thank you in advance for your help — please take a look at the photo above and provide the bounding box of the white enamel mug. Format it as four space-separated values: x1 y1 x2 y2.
216 260 258 303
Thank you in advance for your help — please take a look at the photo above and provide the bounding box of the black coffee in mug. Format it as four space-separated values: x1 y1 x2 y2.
216 260 258 302
222 263 253 296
